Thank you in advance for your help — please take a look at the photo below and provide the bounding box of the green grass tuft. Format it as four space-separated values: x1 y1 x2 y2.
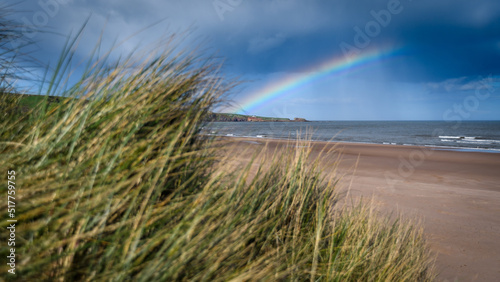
0 34 435 281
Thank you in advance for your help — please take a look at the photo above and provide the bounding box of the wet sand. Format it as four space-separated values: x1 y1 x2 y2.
224 137 500 281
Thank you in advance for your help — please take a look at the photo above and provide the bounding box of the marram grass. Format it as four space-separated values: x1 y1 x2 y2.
0 40 435 281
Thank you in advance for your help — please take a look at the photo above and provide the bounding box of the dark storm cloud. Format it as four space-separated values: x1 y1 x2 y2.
221 0 500 82
6 0 499 119
9 0 500 84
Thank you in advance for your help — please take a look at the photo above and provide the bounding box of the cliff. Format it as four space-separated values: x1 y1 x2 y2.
205 113 308 122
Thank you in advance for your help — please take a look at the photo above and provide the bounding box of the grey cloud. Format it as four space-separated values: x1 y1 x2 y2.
247 32 286 54
9 0 500 83
424 76 499 93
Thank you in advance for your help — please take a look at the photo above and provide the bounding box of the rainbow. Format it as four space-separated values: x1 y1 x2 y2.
236 47 400 114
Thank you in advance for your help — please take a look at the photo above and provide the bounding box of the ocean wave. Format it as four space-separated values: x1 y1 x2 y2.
438 135 482 140
439 136 464 139
439 136 500 144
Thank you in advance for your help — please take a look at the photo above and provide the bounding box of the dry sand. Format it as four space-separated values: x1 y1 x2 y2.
224 137 500 281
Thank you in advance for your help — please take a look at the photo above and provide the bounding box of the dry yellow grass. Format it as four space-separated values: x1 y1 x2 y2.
0 31 435 281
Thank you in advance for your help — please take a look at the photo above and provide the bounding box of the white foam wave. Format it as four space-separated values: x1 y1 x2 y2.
439 136 500 144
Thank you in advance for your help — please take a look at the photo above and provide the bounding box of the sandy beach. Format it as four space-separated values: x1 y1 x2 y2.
224 137 500 281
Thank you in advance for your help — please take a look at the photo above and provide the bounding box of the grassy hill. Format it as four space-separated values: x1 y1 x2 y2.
0 93 63 114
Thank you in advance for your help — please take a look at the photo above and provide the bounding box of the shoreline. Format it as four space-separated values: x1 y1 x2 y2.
224 137 500 281
210 134 500 154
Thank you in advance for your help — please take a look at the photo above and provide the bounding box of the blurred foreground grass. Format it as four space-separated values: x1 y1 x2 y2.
0 35 435 281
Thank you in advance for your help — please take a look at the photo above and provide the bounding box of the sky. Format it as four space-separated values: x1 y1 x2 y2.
6 0 500 120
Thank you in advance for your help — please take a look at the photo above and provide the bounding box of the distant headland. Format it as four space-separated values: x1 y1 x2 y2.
206 113 308 122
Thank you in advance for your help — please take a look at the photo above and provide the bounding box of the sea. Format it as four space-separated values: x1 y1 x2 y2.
203 121 500 153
